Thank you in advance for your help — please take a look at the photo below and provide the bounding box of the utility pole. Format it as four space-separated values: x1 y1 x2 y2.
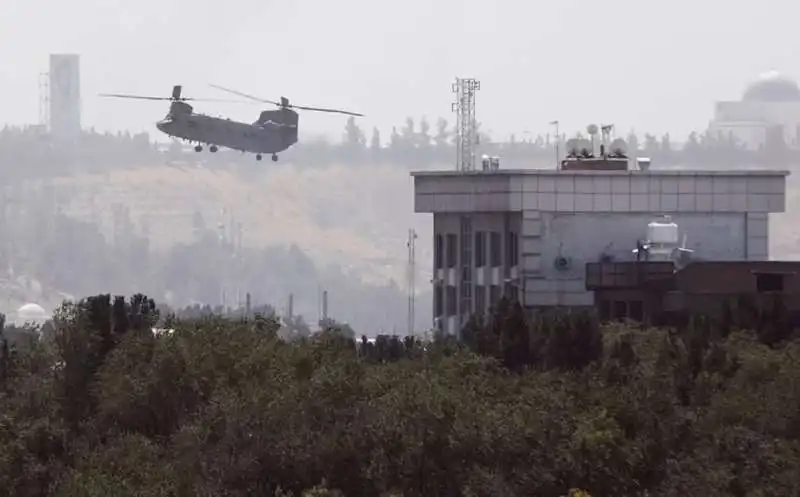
407 228 418 336
550 120 560 168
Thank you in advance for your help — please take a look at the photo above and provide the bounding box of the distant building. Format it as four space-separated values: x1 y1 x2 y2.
13 302 50 327
411 157 787 336
49 54 81 140
709 71 800 150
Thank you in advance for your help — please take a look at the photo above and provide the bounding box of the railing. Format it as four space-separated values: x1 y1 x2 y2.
585 261 676 290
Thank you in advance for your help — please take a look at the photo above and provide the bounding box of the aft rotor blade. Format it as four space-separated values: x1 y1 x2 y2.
99 93 171 101
291 104 364 117
209 84 281 106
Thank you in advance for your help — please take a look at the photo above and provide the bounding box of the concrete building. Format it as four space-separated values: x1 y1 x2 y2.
49 54 81 140
412 165 788 335
709 70 800 150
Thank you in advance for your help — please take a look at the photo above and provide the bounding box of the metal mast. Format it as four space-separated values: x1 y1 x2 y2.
451 78 480 171
407 228 418 336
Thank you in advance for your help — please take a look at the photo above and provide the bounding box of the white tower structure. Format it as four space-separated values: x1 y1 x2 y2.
49 54 81 140
451 78 480 171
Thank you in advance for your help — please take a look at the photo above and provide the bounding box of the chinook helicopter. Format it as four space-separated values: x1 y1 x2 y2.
99 85 363 161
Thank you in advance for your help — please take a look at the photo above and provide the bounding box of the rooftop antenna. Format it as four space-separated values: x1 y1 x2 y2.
451 78 480 171
601 124 614 156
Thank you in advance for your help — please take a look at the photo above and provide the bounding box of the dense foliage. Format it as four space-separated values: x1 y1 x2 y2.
2 294 800 496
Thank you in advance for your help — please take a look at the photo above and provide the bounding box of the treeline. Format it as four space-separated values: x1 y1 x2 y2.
2 118 798 181
2 294 800 495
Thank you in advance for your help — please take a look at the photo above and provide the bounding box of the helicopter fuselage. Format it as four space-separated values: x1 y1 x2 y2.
155 102 298 156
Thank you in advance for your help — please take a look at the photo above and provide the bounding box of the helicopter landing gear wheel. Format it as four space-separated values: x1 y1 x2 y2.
256 154 262 161
209 145 218 153
271 154 278 162
194 145 202 152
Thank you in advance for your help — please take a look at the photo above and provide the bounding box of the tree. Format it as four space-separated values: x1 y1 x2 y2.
643 133 659 156
418 117 431 150
626 131 640 154
342 116 365 148
434 118 450 149
369 127 381 152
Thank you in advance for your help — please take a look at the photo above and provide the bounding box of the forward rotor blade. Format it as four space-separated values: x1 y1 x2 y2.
291 104 364 117
99 93 170 101
188 97 254 103
100 93 249 104
209 84 281 106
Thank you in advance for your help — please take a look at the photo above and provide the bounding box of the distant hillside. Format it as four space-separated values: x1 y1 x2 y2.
37 161 438 285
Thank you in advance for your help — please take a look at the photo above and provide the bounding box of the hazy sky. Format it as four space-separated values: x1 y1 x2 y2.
2 0 798 142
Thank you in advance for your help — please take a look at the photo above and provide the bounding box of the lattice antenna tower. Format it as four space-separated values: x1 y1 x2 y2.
451 78 480 171
38 72 50 129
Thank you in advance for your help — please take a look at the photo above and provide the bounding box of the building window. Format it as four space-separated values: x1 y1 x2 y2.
506 283 519 303
489 284 501 304
490 232 502 267
629 300 644 322
474 285 486 313
507 232 519 266
756 273 785 292
434 284 443 317
474 231 486 267
445 285 457 316
434 234 444 269
613 301 627 321
446 234 457 268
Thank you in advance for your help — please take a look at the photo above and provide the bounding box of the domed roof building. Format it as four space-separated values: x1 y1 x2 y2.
13 302 50 326
709 71 800 151
742 71 800 102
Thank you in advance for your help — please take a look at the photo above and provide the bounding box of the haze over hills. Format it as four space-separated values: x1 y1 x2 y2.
40 161 434 286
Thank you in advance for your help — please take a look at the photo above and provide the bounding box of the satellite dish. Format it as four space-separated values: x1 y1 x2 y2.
587 124 599 136
609 138 627 156
577 138 593 156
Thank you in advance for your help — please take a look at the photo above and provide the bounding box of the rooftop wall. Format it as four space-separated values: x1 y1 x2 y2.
413 169 788 214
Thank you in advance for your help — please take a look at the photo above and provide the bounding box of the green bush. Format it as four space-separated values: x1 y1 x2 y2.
1 294 800 496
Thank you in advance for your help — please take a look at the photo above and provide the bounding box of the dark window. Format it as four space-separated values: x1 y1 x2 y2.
629 300 644 321
756 273 785 292
474 285 486 313
460 279 471 298
446 285 457 316
446 234 457 268
434 235 444 269
490 232 502 267
613 300 627 321
434 284 443 316
507 232 519 266
474 232 486 267
506 283 520 303
489 284 501 304
599 300 611 321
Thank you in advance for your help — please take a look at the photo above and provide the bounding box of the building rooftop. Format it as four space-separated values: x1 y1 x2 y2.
742 71 800 102
411 169 790 177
